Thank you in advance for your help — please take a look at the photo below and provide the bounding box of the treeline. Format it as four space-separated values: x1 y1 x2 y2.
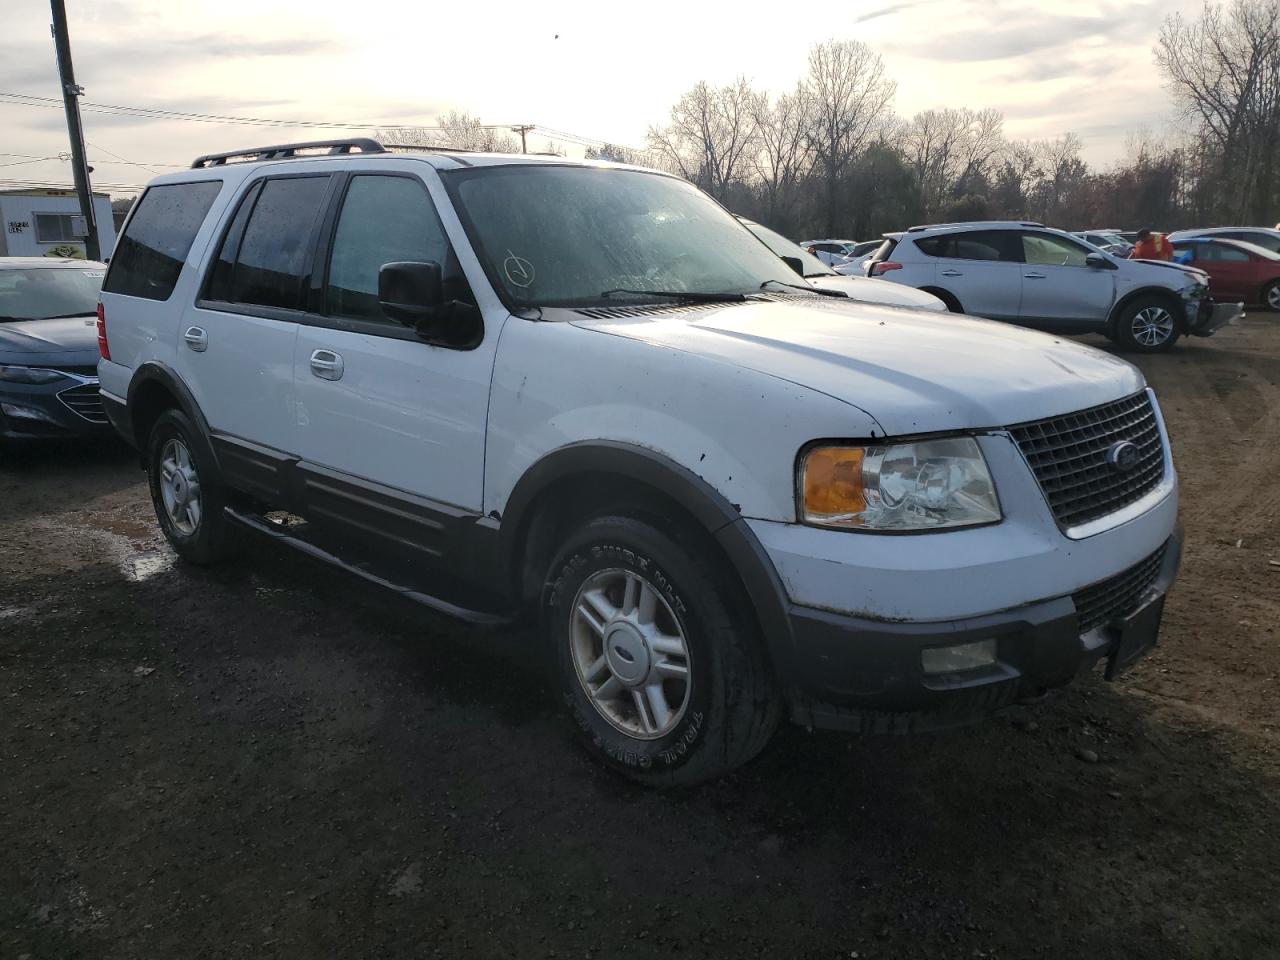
585 0 1278 241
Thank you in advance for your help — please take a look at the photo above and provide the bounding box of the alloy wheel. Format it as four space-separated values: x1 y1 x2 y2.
1131 305 1174 347
1267 285 1280 311
569 568 692 740
159 438 202 536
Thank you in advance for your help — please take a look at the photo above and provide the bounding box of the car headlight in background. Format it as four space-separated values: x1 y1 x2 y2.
800 437 1001 531
0 364 67 385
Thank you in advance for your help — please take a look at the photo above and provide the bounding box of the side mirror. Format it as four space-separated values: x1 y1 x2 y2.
379 261 443 324
1085 252 1116 270
781 255 805 277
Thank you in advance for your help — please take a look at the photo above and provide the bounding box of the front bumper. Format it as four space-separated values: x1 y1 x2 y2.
786 527 1183 733
1189 299 1243 337
0 377 114 439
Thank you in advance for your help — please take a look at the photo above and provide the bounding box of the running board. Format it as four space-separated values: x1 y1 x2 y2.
224 507 514 627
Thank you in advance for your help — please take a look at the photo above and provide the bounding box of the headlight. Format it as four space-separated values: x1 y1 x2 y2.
0 364 67 385
799 437 1001 531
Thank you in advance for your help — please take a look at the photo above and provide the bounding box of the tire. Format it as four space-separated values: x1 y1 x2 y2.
146 408 240 565
1116 296 1181 353
1263 281 1280 312
545 514 780 786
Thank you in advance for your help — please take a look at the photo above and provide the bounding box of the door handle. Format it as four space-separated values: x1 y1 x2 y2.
309 349 344 381
940 269 963 277
1024 272 1046 279
183 326 208 352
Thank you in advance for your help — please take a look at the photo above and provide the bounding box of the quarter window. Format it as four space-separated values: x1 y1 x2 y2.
103 180 222 301
325 176 458 322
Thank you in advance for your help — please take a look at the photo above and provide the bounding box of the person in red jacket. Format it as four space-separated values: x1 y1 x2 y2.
1130 229 1173 261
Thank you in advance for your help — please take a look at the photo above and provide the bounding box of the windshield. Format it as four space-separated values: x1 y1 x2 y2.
0 267 103 322
742 220 834 278
443 166 801 308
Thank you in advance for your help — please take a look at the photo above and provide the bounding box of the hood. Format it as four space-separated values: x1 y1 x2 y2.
1127 258 1208 282
808 275 947 311
0 314 100 368
567 298 1144 436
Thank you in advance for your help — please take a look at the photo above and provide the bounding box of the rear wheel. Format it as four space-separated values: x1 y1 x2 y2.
146 408 240 565
1263 281 1280 312
1116 296 1180 352
545 514 779 786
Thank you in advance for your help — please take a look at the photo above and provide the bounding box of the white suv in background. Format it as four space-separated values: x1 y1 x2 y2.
100 142 1182 785
866 221 1236 352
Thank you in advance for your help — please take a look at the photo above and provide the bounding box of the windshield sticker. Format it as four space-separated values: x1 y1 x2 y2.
503 251 535 288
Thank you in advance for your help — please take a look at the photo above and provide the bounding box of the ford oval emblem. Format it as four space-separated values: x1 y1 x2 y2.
1106 440 1141 473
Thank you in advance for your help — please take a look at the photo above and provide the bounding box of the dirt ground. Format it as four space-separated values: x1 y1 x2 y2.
2 317 1278 960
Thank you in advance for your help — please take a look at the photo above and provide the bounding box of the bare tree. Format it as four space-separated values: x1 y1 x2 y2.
901 108 1004 217
377 111 520 153
751 86 814 225
804 39 896 235
1157 0 1280 220
646 78 763 198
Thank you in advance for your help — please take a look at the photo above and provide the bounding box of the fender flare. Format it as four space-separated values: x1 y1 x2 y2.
499 441 797 679
126 362 221 477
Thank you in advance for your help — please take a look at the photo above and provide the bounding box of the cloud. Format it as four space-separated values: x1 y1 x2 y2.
854 2 927 24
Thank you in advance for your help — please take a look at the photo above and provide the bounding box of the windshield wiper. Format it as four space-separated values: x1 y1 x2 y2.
760 279 846 297
600 288 746 303
34 312 95 320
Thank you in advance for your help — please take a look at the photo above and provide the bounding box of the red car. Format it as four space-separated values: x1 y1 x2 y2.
1171 237 1280 311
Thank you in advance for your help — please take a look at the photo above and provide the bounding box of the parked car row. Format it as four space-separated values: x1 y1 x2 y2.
87 140 1188 784
861 220 1243 352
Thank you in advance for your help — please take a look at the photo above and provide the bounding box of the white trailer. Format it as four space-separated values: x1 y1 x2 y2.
0 189 116 259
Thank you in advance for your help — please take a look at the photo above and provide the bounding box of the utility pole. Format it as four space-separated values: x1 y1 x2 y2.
511 124 534 154
50 0 100 261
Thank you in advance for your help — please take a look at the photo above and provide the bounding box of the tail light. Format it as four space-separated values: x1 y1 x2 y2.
871 261 903 277
96 302 110 361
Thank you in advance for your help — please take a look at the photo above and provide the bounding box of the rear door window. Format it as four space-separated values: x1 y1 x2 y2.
918 231 1021 262
103 180 222 301
206 176 331 312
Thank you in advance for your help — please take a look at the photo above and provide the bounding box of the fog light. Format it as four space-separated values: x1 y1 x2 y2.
1 402 58 424
921 638 997 674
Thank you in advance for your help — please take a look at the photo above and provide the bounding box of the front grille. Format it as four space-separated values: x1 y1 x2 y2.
58 383 107 424
1072 546 1167 634
1009 391 1165 529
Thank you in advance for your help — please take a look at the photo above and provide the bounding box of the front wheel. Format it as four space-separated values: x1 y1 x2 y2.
545 515 779 786
1116 297 1181 352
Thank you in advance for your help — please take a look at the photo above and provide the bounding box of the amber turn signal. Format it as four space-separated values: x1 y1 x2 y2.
802 446 866 519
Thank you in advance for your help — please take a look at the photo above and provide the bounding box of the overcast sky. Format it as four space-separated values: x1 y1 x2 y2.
1 0 1201 197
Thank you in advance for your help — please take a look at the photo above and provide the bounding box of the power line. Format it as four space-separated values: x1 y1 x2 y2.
0 92 648 156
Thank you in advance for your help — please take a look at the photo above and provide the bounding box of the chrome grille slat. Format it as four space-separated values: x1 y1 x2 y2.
1009 392 1165 528
1072 546 1167 634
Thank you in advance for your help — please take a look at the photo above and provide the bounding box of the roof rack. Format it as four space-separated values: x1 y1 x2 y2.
905 220 1044 232
191 138 388 168
380 143 478 154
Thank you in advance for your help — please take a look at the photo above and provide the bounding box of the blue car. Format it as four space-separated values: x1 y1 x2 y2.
0 258 111 439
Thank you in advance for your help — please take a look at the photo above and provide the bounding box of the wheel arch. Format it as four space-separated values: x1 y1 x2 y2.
1107 286 1187 337
127 362 221 478
498 441 796 680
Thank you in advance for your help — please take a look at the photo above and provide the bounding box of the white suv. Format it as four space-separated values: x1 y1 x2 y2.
866 221 1235 351
99 141 1182 785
